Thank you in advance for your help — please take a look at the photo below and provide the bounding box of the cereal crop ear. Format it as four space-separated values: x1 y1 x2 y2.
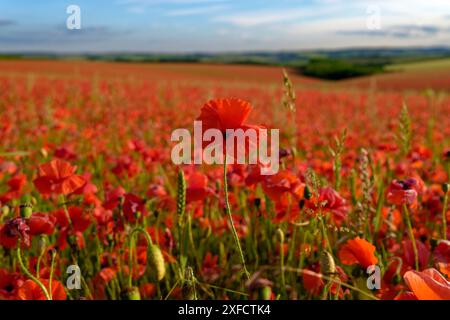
282 68 296 114
398 102 412 156
176 169 186 222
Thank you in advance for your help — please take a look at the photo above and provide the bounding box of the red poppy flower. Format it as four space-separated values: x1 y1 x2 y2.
201 252 221 282
386 177 424 207
111 155 139 178
98 267 117 283
434 240 450 265
437 263 450 278
186 172 213 203
197 98 253 132
0 173 26 202
262 170 304 205
147 183 167 198
139 283 156 299
54 145 77 161
123 245 147 281
403 239 430 270
403 268 450 300
0 217 30 249
52 206 91 232
123 193 146 223
17 279 66 300
33 159 86 196
196 98 264 160
0 269 23 300
245 164 266 186
73 173 98 195
302 263 348 298
395 291 418 300
103 186 126 210
338 237 378 268
302 267 323 296
307 187 349 224
29 213 56 236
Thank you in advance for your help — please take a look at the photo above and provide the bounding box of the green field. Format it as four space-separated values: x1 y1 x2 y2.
387 57 450 72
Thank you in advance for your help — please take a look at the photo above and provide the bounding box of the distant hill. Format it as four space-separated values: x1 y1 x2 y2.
2 46 450 80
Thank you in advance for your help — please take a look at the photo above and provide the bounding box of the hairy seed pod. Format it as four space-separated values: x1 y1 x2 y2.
320 251 336 275
148 244 165 281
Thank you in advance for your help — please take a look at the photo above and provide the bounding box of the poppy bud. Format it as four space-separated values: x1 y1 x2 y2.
304 186 312 200
19 203 33 219
279 148 291 159
254 198 261 210
2 205 10 217
121 287 141 300
258 286 273 300
351 266 363 278
320 251 337 275
444 149 450 160
148 244 165 281
37 235 47 256
392 273 402 285
107 234 114 246
134 210 141 221
430 238 438 250
443 183 449 194
68 235 78 251
299 199 305 209
246 271 273 299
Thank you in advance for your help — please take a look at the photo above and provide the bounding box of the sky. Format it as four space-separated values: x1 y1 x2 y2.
0 0 450 53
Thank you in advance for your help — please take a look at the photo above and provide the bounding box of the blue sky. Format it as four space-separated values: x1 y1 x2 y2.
1 0 449 53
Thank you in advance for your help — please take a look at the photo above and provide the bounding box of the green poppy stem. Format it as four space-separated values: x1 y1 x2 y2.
403 204 419 270
16 246 51 300
223 157 250 280
442 189 448 240
49 250 56 300
127 227 153 288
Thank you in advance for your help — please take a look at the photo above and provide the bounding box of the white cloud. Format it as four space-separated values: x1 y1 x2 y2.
213 7 340 27
210 0 450 49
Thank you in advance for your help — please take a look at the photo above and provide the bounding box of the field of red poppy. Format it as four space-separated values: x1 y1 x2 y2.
0 60 449 300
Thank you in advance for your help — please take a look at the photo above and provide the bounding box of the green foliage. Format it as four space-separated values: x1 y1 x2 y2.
300 58 384 80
